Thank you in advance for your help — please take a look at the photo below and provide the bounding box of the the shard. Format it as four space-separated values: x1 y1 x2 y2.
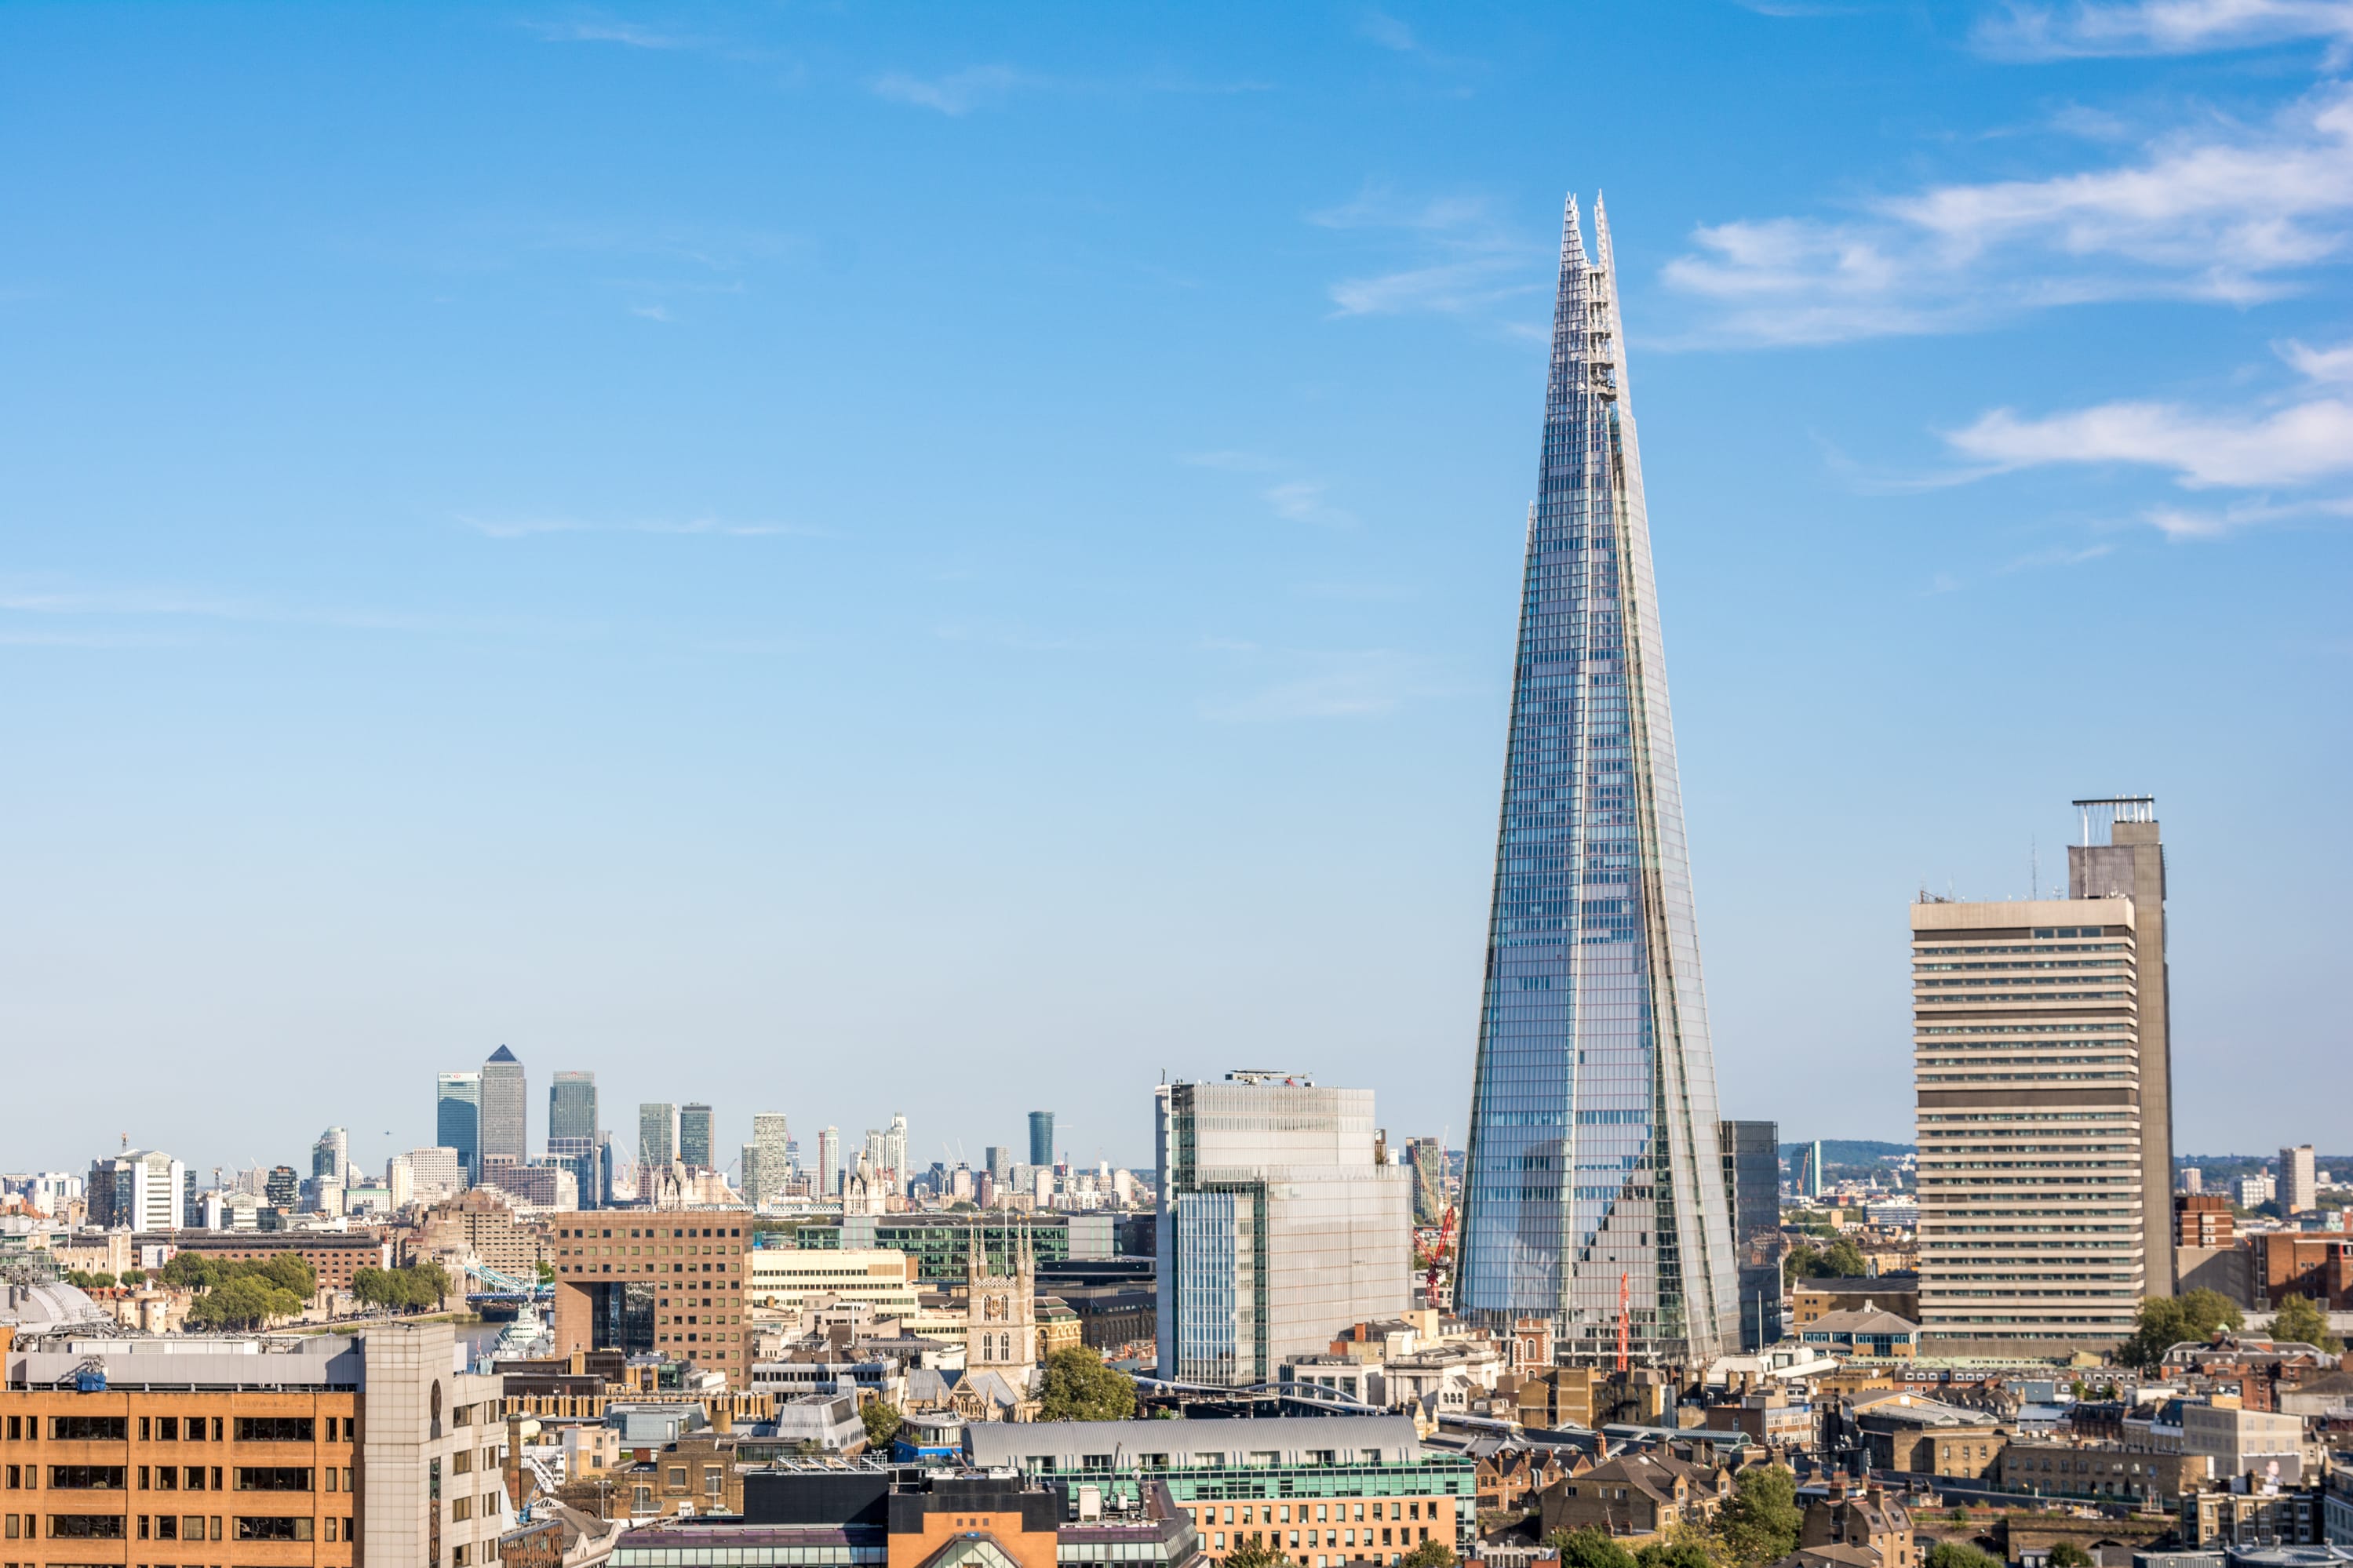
1455 195 1737 1366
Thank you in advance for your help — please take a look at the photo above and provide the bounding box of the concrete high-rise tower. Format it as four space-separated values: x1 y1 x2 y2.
1455 193 1736 1366
478 1046 527 1167
2067 797 2174 1290
1911 796 2171 1352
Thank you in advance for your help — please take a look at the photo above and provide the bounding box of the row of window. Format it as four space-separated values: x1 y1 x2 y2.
1207 1526 1437 1556
5 1417 339 1445
4 1465 344 1491
1191 1498 1433 1526
0 1512 340 1541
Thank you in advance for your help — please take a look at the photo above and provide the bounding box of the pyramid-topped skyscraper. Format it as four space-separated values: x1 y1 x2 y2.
1455 195 1737 1366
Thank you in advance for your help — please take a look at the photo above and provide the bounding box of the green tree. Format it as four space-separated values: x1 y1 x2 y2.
1819 1238 1867 1278
1925 1543 2001 1568
1550 1528 1637 1568
1038 1345 1138 1422
1636 1536 1718 1568
161 1252 224 1289
2122 1288 2244 1368
1222 1540 1297 1568
2049 1542 2093 1568
184 1274 302 1330
1401 1539 1459 1568
1782 1242 1825 1285
256 1253 317 1298
118 1268 147 1287
1714 1466 1801 1566
2269 1294 2344 1353
861 1400 904 1450
535 1261 555 1284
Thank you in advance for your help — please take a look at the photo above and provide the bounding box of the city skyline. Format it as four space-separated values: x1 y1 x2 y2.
5 7 2348 1166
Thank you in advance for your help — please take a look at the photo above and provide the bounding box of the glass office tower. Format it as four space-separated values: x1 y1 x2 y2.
1456 194 1737 1366
436 1071 481 1185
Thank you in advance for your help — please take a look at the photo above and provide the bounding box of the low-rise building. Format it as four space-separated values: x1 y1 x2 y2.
2181 1479 2325 1549
2183 1401 2309 1483
1792 1275 1921 1327
1799 1305 1922 1359
963 1415 1472 1564
1797 1479 1914 1568
140 1229 391 1296
1995 1439 2216 1502
1536 1451 1732 1540
745 1248 922 1320
1851 1392 2006 1479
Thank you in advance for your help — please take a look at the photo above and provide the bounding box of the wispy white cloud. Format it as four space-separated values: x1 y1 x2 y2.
523 17 705 49
629 303 674 322
1936 338 2353 537
1310 185 1546 330
1200 647 1432 722
1732 0 1865 16
1974 0 2353 60
1262 482 1357 529
2001 541 2118 570
1357 9 1422 52
2280 335 2353 380
1664 83 2353 344
457 514 824 539
1183 453 1357 526
1945 393 2353 487
869 65 1031 115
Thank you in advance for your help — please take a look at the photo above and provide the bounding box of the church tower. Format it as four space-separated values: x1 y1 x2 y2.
964 1222 1036 1373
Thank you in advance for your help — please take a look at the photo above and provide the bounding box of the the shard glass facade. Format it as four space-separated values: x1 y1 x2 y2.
1456 195 1737 1366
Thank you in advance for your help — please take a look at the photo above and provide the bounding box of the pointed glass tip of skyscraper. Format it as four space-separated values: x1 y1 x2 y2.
1454 192 1737 1368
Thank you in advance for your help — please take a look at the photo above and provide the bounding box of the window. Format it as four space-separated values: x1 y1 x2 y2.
46 1468 125 1491
235 1515 315 1541
234 1468 312 1492
49 1512 129 1539
451 1496 472 1521
156 1417 178 1442
49 1417 127 1442
235 1418 314 1443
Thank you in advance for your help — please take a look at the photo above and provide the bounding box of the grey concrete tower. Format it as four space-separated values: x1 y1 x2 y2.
2069 797 2174 1294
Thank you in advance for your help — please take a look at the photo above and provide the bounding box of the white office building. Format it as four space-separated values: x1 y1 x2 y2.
1155 1072 1411 1387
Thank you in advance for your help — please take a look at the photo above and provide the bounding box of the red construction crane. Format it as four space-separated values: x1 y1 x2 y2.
1424 1201 1457 1308
1615 1269 1631 1371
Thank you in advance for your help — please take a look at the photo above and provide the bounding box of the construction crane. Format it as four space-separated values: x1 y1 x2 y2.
1615 1269 1631 1371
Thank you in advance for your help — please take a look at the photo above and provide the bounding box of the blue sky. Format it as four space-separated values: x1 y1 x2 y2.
4 2 2348 1181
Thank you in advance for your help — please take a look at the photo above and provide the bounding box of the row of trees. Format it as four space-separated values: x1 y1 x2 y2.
351 1262 453 1313
2119 1286 2343 1367
64 1268 147 1290
156 1253 321 1331
1780 1237 1867 1285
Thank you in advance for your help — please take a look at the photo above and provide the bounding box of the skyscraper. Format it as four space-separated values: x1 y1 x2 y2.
548 1071 598 1144
435 1071 482 1184
1912 801 2169 1352
679 1103 715 1171
816 1126 840 1197
1719 1119 1782 1353
1155 1072 1410 1386
2280 1145 2317 1216
1455 193 1737 1366
2067 797 2175 1291
311 1127 348 1185
745 1113 789 1206
479 1045 527 1167
883 1114 908 1191
1028 1111 1054 1170
639 1103 678 1170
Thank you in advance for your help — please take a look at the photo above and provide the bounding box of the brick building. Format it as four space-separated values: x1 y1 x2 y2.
138 1230 390 1295
548 1210 751 1388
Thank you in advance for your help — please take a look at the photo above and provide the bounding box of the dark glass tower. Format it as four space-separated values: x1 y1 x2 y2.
1456 194 1737 1366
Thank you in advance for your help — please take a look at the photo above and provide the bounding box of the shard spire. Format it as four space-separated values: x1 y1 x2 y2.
1455 191 1736 1366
